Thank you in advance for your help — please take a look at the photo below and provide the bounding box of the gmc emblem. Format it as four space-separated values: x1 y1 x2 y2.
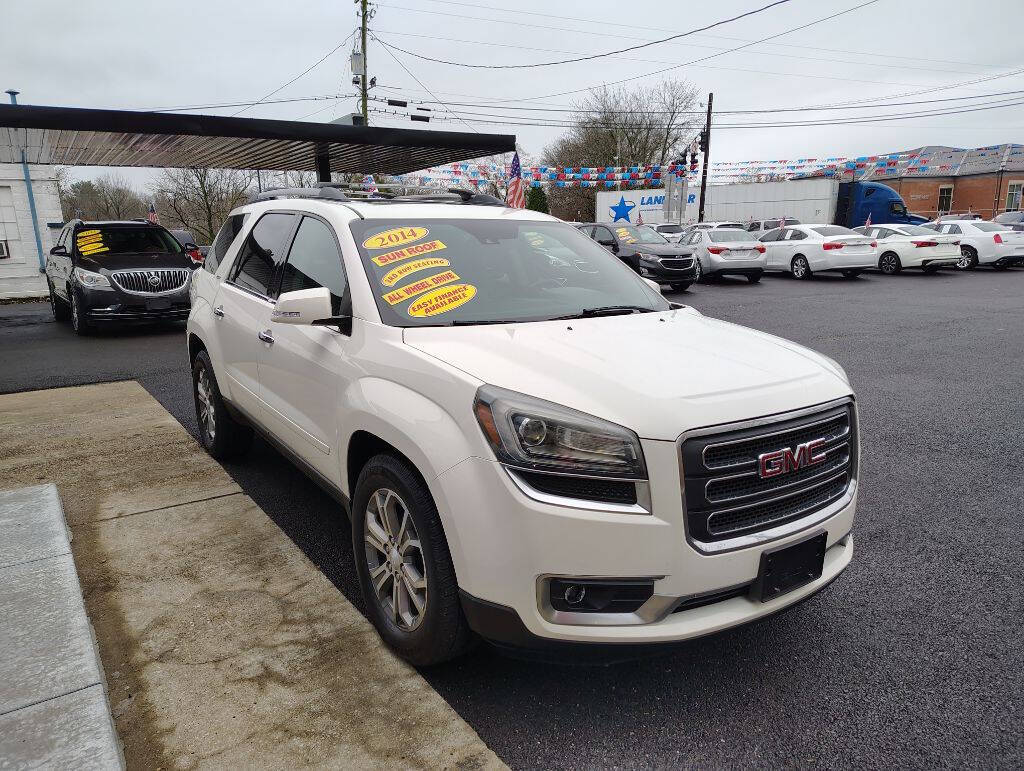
758 438 828 479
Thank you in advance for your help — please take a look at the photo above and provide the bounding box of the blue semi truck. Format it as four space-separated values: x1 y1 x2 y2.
695 178 927 227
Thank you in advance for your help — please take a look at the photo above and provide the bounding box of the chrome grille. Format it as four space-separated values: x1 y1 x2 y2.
681 403 856 544
110 268 190 294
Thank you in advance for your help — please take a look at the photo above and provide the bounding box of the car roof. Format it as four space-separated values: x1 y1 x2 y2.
74 220 164 227
233 198 559 224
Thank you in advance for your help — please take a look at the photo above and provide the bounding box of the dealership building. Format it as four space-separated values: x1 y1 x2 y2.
0 162 61 299
870 144 1024 220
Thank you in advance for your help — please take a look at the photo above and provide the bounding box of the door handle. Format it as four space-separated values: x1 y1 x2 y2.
213 305 224 318
258 330 275 344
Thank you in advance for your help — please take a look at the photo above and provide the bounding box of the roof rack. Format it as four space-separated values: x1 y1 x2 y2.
384 188 505 206
249 183 350 203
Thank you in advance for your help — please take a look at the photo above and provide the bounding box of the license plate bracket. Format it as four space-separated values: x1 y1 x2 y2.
753 531 827 602
147 298 171 310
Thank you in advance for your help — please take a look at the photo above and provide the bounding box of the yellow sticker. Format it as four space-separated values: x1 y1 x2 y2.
76 233 103 246
371 239 447 267
408 284 477 317
615 227 637 244
362 226 429 250
77 229 100 237
380 257 451 287
80 245 109 255
382 270 460 305
79 243 108 254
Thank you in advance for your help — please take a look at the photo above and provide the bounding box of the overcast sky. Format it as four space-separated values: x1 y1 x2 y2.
3 0 1023 188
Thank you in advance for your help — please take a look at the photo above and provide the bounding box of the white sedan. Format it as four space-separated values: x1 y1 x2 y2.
929 220 1024 270
760 224 878 280
853 224 961 274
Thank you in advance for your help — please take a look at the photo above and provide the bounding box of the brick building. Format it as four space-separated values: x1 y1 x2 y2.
868 144 1024 220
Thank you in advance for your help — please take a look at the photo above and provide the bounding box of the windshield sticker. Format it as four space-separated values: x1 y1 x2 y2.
615 227 637 244
76 230 109 255
371 239 447 267
362 226 429 250
407 284 477 317
380 257 451 287
382 270 460 305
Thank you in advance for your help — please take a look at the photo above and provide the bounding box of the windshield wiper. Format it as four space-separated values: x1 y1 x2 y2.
551 305 655 320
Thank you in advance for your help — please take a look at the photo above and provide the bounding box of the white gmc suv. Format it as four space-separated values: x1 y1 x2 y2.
187 186 858 665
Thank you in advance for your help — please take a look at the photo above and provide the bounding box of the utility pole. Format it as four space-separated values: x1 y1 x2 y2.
698 92 713 223
359 0 369 124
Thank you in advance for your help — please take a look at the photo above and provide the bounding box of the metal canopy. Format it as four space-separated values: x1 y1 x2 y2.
0 104 515 176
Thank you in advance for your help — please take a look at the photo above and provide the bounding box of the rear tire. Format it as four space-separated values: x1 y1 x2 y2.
192 350 253 460
746 272 762 284
692 257 704 283
48 281 71 322
791 255 812 280
957 245 977 270
992 262 1009 271
352 454 475 666
878 252 902 275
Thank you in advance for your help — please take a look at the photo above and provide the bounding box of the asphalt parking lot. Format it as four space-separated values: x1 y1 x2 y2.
2 267 1022 768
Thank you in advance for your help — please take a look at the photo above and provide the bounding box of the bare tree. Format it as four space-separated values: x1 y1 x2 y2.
152 168 254 244
542 79 700 220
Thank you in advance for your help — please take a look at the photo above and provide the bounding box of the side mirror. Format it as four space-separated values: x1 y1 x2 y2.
642 277 663 294
50 245 67 256
597 237 616 251
271 287 333 326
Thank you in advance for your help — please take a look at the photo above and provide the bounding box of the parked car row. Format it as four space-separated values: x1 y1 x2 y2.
579 215 1024 286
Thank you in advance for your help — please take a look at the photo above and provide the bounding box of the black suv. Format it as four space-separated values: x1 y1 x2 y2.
45 220 201 334
576 222 698 291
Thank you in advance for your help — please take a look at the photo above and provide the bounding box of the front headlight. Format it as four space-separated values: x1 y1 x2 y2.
74 267 111 288
473 385 646 478
637 253 662 266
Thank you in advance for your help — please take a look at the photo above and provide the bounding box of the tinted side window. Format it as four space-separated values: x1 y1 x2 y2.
594 226 614 242
277 216 348 315
946 224 962 235
759 229 781 242
230 213 296 296
207 213 247 274
788 230 807 240
747 222 760 232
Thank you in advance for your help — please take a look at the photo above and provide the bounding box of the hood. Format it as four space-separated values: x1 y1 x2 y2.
630 243 694 257
80 251 193 273
404 308 852 440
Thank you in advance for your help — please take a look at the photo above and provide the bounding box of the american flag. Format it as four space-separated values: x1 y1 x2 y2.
147 202 159 224
506 152 525 209
362 174 379 196
864 212 872 227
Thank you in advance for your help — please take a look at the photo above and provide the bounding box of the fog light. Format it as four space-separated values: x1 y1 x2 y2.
563 584 586 605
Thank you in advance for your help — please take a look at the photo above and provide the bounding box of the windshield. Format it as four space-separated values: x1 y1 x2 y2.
710 229 756 242
994 212 1024 223
656 224 683 233
350 219 669 327
971 222 1009 232
812 226 857 237
898 225 940 236
75 226 183 257
612 225 668 244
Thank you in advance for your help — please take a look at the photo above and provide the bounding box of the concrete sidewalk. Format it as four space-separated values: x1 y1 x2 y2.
0 382 503 769
0 483 122 768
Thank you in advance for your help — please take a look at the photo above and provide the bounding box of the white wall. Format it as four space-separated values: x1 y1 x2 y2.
0 164 63 299
596 188 670 225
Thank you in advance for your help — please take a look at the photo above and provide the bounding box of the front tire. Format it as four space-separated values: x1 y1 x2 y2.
352 454 474 666
192 350 253 460
69 288 92 336
791 255 812 280
957 245 977 270
692 257 704 283
878 252 902 275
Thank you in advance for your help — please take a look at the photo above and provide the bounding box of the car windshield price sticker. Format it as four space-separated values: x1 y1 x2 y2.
371 239 447 267
76 229 109 256
380 257 451 287
363 226 429 250
382 270 460 305
407 284 477 317
616 227 637 244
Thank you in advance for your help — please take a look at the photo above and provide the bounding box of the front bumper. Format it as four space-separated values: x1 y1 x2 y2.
434 435 856 646
78 281 191 325
637 256 698 282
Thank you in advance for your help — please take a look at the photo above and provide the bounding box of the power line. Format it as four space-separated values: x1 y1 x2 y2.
232 31 356 116
370 34 480 133
387 0 997 72
149 94 356 114
375 0 795 69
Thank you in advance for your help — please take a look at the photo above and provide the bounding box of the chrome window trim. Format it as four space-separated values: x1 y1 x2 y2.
505 467 651 515
678 396 858 555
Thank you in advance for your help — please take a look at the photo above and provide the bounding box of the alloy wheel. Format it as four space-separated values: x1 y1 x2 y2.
693 257 703 282
880 253 900 274
195 366 216 442
792 257 809 279
956 247 974 270
364 488 428 631
70 292 80 331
